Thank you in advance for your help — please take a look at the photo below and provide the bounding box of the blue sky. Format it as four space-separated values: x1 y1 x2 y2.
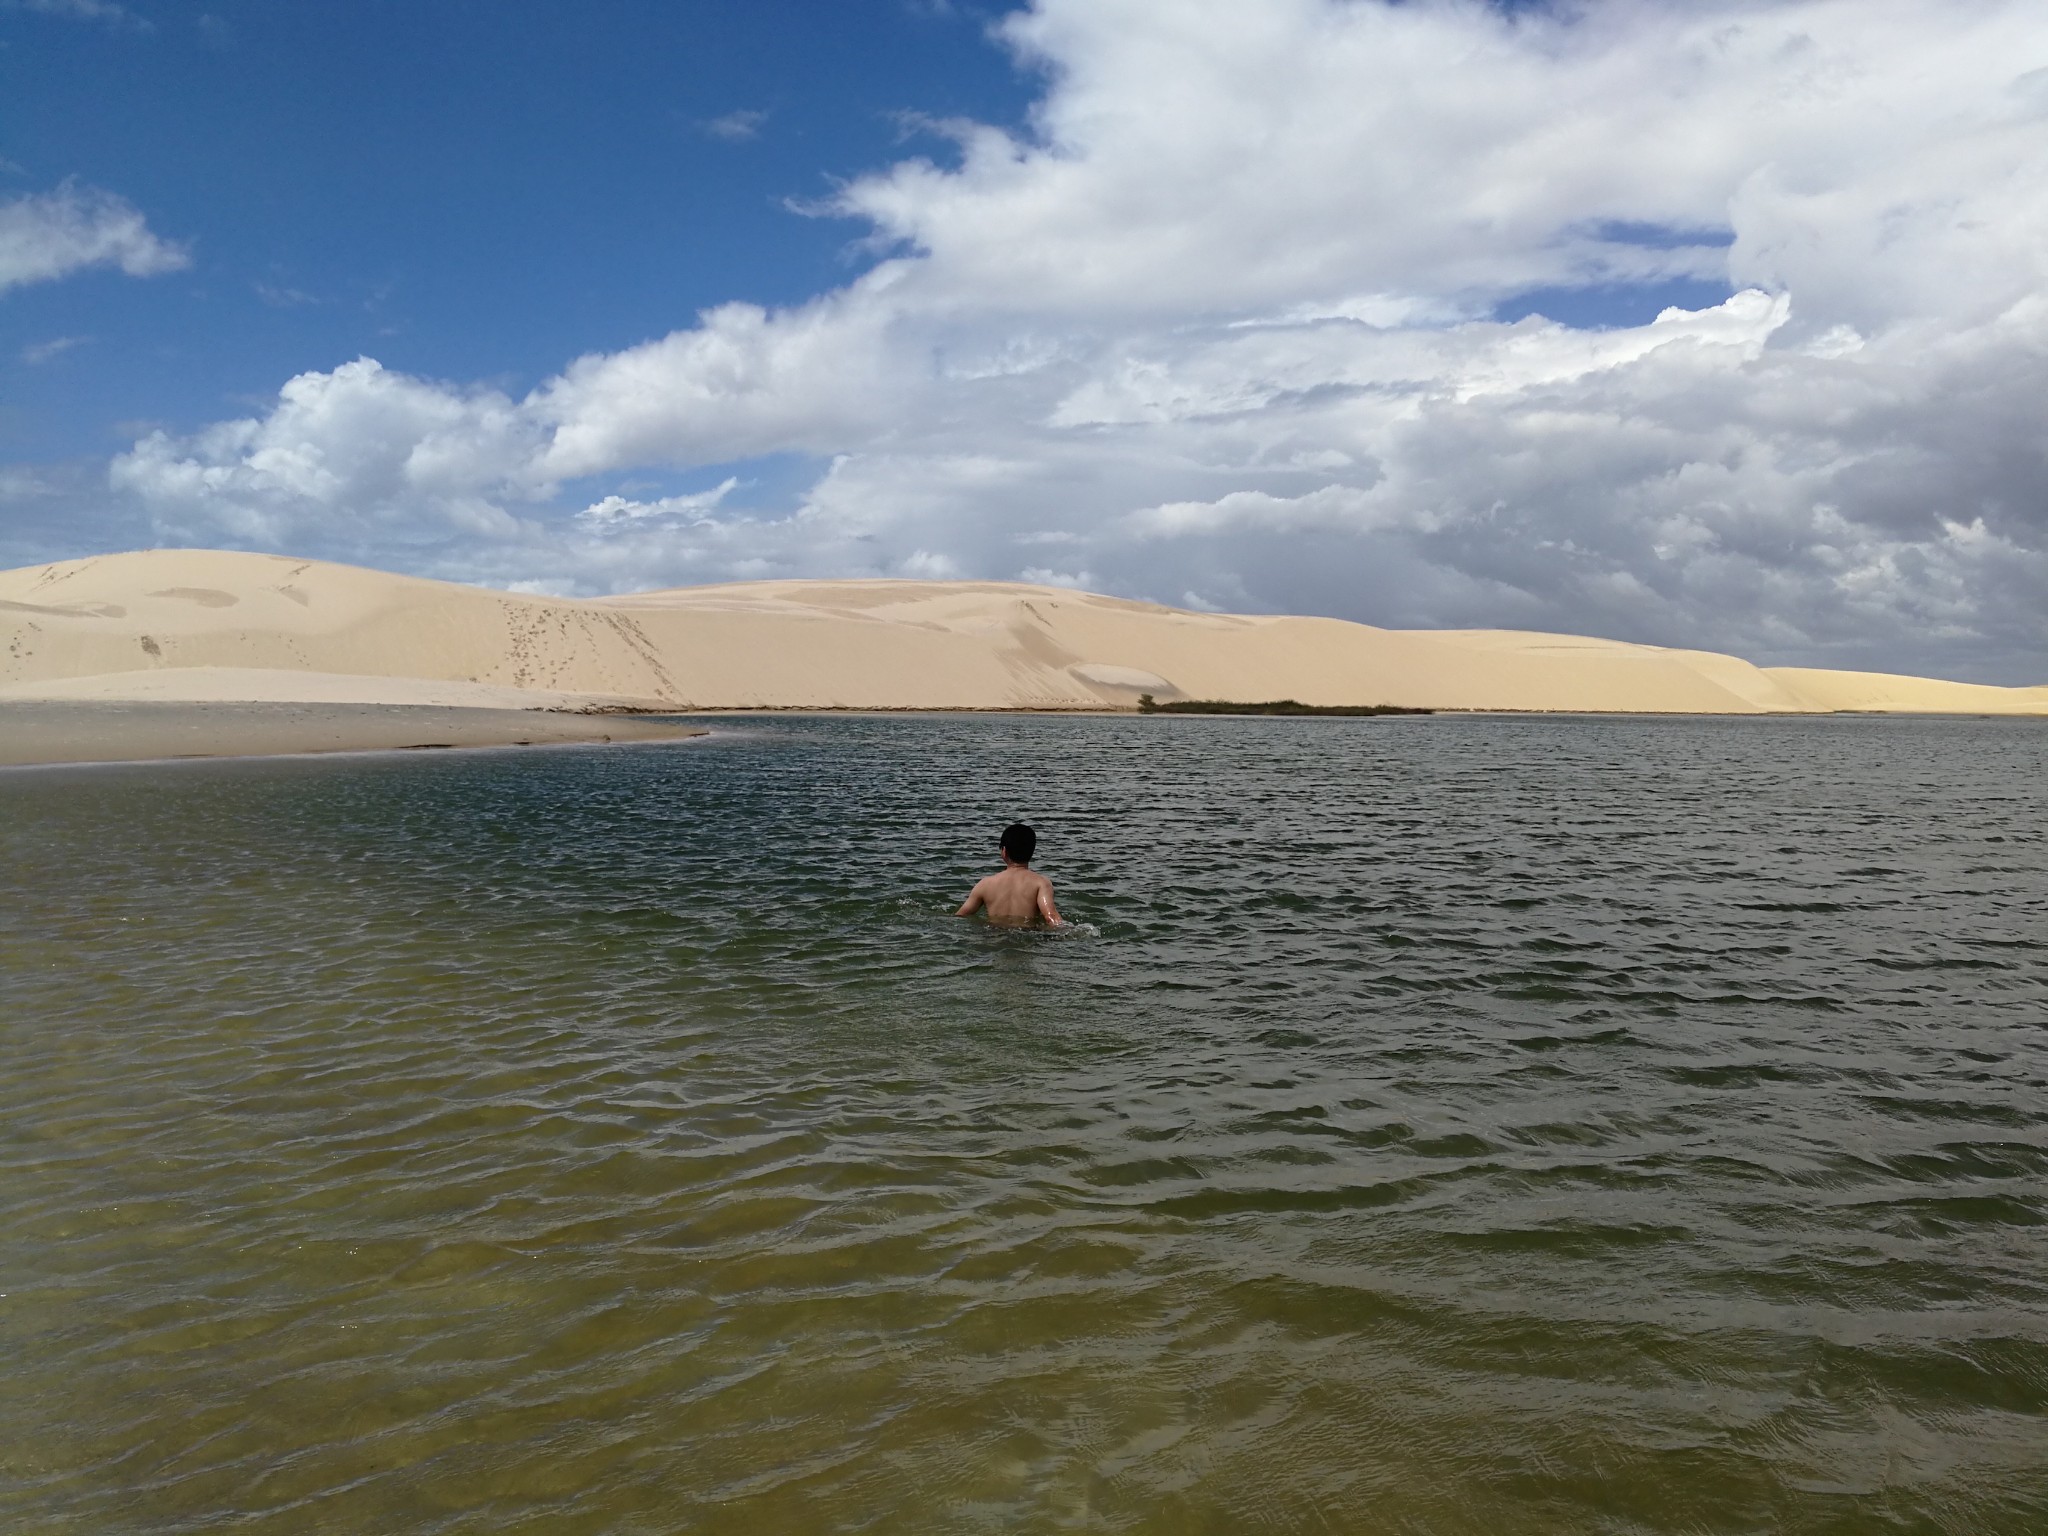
4 0 2045 682
2 0 1035 455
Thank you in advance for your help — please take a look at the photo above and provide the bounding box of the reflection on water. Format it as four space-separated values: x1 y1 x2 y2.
2 715 2045 1534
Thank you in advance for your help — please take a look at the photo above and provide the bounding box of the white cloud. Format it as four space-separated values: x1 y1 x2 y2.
20 334 88 364
836 0 2048 328
533 292 906 477
577 477 740 526
702 108 769 142
111 358 546 544
0 465 59 500
0 181 188 294
6 0 150 28
105 0 2048 680
255 281 321 308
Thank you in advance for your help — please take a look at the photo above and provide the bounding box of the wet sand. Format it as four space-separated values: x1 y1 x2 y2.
0 701 706 768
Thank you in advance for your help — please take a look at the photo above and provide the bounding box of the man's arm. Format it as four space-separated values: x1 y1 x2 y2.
1036 876 1063 926
955 878 988 917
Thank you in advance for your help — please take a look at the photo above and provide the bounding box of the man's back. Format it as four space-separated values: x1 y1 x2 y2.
956 823 1063 926
968 866 1058 925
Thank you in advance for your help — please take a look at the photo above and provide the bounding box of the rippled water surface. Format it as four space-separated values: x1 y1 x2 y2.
4 714 2046 1534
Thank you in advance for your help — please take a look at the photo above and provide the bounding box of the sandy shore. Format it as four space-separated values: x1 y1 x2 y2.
0 701 706 769
4 548 2044 719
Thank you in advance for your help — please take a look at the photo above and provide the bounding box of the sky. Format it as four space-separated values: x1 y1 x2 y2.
4 0 2046 683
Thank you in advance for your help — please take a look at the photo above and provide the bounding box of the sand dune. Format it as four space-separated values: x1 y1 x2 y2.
3 548 2043 717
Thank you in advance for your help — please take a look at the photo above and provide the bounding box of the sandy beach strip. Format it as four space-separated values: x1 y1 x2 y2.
0 700 707 769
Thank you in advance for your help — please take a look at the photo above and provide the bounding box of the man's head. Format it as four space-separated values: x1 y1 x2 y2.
999 823 1037 866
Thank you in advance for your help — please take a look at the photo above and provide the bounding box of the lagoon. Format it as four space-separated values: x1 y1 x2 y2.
3 714 2045 1533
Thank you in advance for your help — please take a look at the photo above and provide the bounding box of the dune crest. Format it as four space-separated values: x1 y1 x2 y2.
3 549 2043 716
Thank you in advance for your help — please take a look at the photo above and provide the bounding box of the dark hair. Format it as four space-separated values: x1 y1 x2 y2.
1000 823 1036 865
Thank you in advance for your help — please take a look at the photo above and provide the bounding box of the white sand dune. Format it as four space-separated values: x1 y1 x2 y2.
3 548 2044 716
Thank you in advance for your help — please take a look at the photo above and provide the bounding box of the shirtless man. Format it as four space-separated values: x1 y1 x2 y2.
956 823 1064 927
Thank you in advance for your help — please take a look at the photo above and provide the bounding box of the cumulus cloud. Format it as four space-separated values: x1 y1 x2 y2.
106 0 2048 680
0 181 188 294
112 358 546 545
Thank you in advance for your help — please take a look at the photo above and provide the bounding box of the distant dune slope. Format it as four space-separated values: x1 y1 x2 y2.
2 549 2043 715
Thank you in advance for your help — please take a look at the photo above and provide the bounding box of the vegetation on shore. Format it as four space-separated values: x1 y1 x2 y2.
1137 694 1431 716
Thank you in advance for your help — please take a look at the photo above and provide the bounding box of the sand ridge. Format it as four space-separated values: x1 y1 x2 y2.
3 548 2044 716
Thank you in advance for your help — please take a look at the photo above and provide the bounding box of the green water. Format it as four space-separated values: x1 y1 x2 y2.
3 715 2045 1533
